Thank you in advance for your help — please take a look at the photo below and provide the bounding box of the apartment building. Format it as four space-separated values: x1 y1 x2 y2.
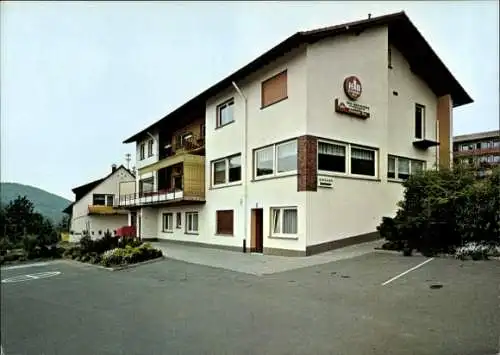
63 164 135 242
118 12 472 256
453 130 500 175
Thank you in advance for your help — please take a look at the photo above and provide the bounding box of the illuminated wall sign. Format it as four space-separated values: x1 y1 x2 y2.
335 76 370 119
343 76 362 101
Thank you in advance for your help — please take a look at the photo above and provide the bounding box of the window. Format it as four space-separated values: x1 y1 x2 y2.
147 139 154 157
213 160 226 185
139 177 154 194
317 140 377 177
318 142 346 173
276 140 297 173
139 143 145 160
216 99 234 127
162 213 173 232
398 158 410 180
216 210 234 235
176 212 182 228
254 140 297 178
261 70 287 108
388 156 396 179
415 104 425 139
388 155 426 180
351 147 375 176
212 154 241 186
93 194 106 206
271 207 298 236
255 146 274 177
186 212 199 233
106 195 114 206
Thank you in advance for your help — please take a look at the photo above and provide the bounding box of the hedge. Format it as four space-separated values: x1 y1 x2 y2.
377 165 500 256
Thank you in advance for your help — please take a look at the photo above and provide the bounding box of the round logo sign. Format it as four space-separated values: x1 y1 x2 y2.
343 76 362 101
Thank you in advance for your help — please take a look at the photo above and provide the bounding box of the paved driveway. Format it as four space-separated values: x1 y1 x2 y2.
151 240 383 275
1 253 499 355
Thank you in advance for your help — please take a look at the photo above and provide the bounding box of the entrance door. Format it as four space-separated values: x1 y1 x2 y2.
251 208 264 253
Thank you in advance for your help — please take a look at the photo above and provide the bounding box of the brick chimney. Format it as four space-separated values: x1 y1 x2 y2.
111 164 117 172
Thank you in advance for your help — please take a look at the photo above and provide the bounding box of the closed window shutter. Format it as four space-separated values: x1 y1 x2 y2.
261 71 287 107
216 210 234 235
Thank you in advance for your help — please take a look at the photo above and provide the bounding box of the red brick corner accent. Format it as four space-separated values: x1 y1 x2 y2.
297 135 317 192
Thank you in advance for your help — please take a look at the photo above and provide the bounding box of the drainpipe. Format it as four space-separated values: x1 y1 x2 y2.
232 81 248 252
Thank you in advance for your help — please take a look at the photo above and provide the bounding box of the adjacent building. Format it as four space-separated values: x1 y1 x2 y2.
118 12 472 256
453 130 500 174
63 164 135 242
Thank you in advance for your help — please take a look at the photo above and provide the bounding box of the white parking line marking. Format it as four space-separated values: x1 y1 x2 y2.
382 258 434 286
1 261 58 271
1 271 61 284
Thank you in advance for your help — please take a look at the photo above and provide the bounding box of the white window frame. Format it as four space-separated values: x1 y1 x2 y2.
216 98 235 128
176 212 182 229
414 104 426 139
211 154 242 187
387 155 426 181
185 212 199 234
270 207 298 239
317 141 348 175
162 213 173 232
147 139 154 157
139 143 145 160
254 139 298 180
317 140 378 178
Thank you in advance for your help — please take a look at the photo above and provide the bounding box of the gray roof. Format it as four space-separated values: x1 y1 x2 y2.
123 11 473 144
453 130 500 143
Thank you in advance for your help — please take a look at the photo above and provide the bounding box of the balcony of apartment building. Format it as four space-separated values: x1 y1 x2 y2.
118 118 206 208
453 136 500 158
88 194 128 215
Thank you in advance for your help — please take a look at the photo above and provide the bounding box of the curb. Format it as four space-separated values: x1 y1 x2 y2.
60 256 165 271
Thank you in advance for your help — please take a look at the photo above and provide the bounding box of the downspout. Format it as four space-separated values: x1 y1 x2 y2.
232 81 248 251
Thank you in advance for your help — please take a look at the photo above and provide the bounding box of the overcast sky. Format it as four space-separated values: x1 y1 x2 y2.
1 1 498 200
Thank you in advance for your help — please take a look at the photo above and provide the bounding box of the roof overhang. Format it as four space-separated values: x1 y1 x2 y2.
122 11 473 144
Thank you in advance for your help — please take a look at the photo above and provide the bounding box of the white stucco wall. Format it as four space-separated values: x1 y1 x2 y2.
140 206 158 239
135 132 159 170
387 45 439 166
304 27 390 247
200 46 308 251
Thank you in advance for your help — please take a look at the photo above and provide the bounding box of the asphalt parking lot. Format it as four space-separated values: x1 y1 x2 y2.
1 252 499 355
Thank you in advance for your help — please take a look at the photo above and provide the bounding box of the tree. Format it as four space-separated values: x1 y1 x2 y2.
2 195 60 244
57 215 70 232
4 196 35 240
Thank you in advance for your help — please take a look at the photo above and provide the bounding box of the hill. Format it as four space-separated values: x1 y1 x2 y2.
0 182 72 222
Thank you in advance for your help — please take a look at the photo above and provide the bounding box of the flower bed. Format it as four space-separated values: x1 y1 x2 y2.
101 244 163 267
61 234 163 268
455 242 500 261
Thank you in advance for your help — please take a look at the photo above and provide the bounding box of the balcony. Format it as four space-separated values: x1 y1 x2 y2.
159 133 205 161
413 138 439 150
453 146 500 157
119 154 205 208
88 205 128 215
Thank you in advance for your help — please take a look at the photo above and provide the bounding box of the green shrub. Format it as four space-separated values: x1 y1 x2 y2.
377 166 500 256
